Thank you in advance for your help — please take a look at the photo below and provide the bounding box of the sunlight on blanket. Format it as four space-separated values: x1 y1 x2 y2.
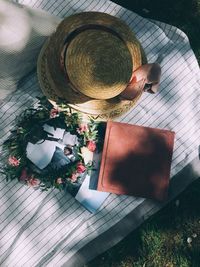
0 0 60 100
0 1 31 52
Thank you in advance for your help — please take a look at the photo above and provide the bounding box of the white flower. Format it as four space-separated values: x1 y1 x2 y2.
187 237 192 244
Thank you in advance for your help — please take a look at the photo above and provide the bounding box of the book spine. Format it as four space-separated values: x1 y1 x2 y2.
97 121 111 192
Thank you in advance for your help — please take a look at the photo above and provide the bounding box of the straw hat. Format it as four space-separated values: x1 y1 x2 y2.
37 12 146 120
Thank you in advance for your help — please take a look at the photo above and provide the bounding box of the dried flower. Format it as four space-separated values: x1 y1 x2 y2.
8 156 20 167
50 108 59 118
86 140 96 152
76 162 86 173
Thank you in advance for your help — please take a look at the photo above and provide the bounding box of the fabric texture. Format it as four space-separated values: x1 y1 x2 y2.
0 0 61 100
0 0 200 266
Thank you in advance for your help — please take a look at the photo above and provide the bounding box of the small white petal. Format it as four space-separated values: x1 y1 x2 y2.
187 237 192 243
192 233 197 238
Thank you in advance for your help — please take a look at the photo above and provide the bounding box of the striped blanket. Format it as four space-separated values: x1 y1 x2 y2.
0 0 200 266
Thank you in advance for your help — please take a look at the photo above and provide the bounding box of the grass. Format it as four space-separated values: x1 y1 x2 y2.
86 180 200 267
86 1 200 266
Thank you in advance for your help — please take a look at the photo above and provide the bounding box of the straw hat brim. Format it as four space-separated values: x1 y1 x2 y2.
37 12 147 120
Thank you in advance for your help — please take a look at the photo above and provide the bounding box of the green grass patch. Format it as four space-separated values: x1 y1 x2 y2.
87 180 200 266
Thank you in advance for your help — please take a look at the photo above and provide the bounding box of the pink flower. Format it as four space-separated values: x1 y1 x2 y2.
8 156 20 167
56 178 63 184
77 123 88 134
76 162 86 173
86 140 96 152
50 108 59 118
70 172 79 182
19 169 40 187
20 168 28 181
27 177 40 187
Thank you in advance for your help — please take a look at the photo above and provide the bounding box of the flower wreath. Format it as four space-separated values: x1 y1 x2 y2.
1 97 104 196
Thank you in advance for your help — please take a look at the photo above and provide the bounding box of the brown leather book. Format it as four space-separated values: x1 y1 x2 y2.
97 121 175 201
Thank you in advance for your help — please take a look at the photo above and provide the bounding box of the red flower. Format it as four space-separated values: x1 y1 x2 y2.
50 108 59 118
77 123 88 134
56 178 63 184
20 169 40 187
8 156 20 167
27 177 40 187
71 172 78 182
86 140 96 152
76 162 86 173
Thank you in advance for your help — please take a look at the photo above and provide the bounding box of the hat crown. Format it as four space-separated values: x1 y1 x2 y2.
64 26 133 99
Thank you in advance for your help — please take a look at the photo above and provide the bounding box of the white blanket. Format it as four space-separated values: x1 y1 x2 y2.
0 0 200 266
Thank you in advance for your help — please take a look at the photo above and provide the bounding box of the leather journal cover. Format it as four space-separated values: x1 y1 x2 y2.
97 121 175 201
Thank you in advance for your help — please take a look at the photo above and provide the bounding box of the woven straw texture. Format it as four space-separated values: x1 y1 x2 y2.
37 12 146 119
66 29 132 99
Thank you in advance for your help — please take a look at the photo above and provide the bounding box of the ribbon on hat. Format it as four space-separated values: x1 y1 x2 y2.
120 63 161 100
